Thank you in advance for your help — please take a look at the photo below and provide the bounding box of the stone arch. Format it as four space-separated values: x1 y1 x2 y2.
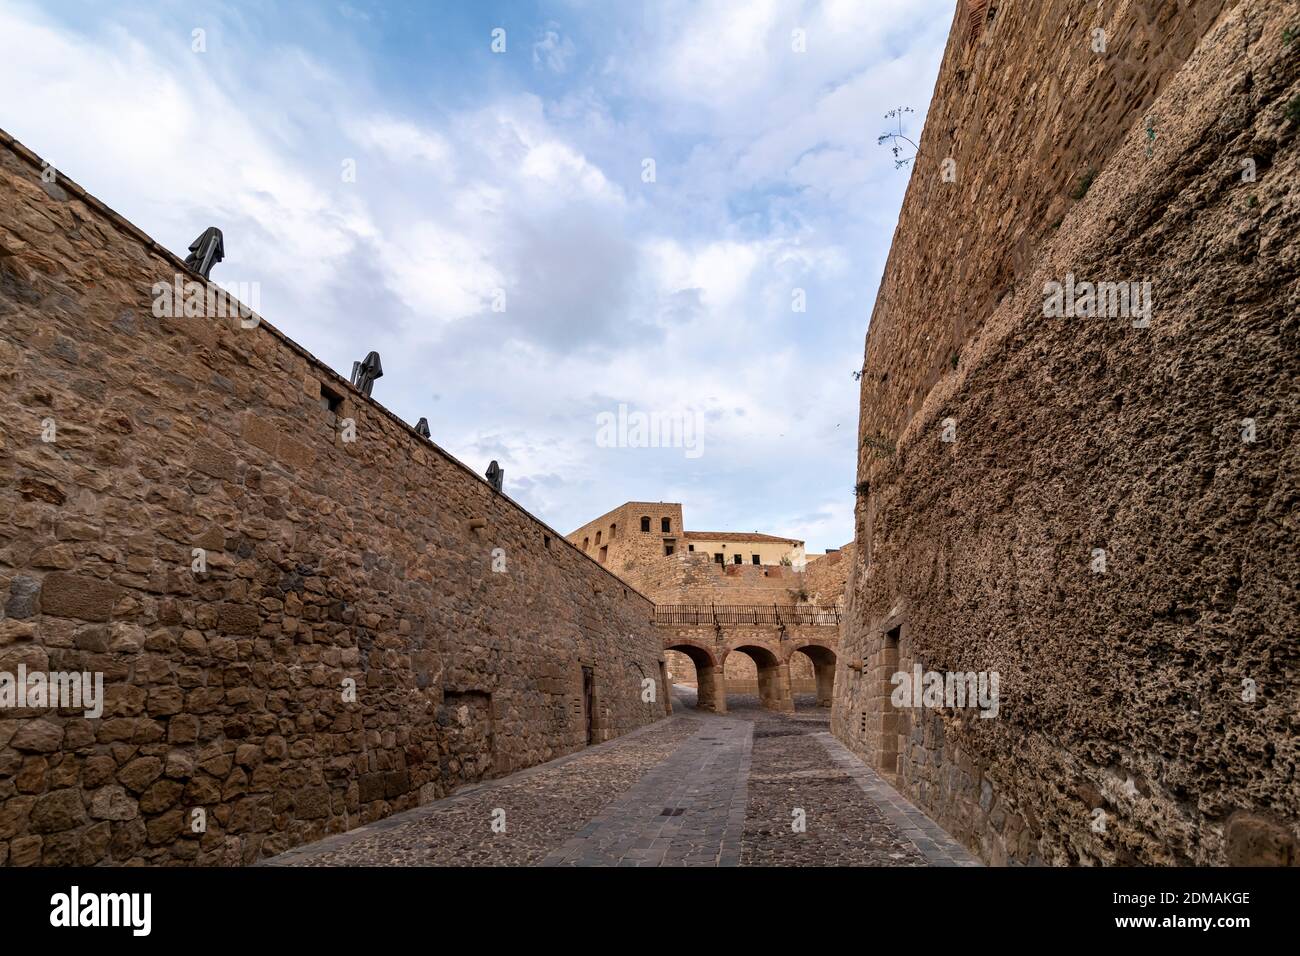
787 641 837 707
665 642 724 713
724 644 793 712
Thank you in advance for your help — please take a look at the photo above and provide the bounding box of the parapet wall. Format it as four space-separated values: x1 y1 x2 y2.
834 0 1299 865
636 551 806 605
0 134 667 866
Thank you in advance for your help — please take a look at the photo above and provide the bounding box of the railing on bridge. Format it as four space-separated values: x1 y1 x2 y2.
653 604 841 626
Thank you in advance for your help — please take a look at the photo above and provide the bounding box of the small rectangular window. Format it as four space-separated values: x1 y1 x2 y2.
688 545 695 552
751 554 760 565
665 544 674 556
320 382 343 413
714 553 723 564
733 554 742 565
661 517 671 533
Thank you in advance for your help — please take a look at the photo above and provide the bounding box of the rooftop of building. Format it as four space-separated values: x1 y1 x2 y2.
683 531 803 545
566 501 804 547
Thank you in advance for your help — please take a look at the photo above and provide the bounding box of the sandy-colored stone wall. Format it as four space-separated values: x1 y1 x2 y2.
833 0 1298 866
567 501 683 574
636 551 807 605
855 0 1230 451
804 544 854 607
0 134 668 866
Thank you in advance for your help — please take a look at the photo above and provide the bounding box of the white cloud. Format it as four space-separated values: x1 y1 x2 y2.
533 27 576 73
349 117 452 167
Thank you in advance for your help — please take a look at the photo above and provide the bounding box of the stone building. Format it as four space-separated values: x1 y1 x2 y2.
568 503 841 709
0 131 669 866
833 0 1298 866
567 501 806 586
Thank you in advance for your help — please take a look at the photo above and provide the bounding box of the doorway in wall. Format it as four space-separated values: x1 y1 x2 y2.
582 666 594 745
880 626 902 774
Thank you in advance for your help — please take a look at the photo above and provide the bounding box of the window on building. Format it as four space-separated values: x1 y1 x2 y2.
661 517 671 533
599 546 608 564
640 516 650 532
751 554 760 565
665 544 675 556
688 544 695 552
319 382 344 414
714 553 723 564
582 537 589 550
610 523 616 539
733 554 742 565
595 531 601 545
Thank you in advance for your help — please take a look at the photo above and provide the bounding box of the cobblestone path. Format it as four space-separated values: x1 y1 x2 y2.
266 688 977 867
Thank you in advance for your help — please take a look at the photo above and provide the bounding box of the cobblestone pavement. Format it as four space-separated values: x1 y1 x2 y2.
732 695 977 866
265 687 976 867
540 710 751 866
264 716 702 866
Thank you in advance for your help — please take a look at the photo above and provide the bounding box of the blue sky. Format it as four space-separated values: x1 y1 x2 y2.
0 0 953 552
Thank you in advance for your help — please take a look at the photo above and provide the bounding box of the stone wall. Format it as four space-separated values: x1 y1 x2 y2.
567 501 683 575
636 551 806 605
0 132 668 867
833 0 1299 865
804 544 854 607
855 0 1231 451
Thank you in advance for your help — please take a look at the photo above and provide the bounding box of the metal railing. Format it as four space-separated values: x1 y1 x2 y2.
653 604 841 626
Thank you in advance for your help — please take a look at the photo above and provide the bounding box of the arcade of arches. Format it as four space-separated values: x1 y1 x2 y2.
662 626 837 714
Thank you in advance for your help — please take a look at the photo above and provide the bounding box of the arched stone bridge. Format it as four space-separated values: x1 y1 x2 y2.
656 619 839 714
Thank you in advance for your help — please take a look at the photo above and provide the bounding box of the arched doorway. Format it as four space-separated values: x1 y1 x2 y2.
789 644 837 707
726 645 792 712
664 643 724 713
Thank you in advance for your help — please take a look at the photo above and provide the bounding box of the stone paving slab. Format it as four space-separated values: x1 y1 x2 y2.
813 731 981 867
739 704 928 866
540 718 753 867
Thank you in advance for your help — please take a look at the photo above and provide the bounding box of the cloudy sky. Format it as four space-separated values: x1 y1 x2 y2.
0 0 953 552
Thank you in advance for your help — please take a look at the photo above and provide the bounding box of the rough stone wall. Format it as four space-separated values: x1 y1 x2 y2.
567 501 683 575
834 0 1298 866
855 0 1230 451
804 544 855 607
636 552 807 606
0 134 668 867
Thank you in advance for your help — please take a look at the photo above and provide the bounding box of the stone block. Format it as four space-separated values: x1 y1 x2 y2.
39 573 123 622
31 788 87 833
191 442 236 481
